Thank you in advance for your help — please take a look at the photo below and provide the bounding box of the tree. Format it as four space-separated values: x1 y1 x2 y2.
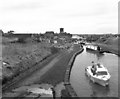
0 30 4 36
7 30 14 34
17 37 26 43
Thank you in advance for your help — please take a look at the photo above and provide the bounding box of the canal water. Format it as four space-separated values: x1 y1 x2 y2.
70 46 119 97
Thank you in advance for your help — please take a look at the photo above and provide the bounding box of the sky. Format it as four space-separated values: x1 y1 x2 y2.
0 0 119 34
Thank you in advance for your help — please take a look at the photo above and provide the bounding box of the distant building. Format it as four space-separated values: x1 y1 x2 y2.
60 28 64 33
72 35 81 39
44 31 54 39
45 31 54 34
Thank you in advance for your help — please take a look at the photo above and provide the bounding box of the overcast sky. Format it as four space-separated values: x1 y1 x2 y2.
0 0 119 34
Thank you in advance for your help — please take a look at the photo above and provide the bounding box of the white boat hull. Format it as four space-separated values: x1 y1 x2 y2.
90 75 109 86
85 66 110 87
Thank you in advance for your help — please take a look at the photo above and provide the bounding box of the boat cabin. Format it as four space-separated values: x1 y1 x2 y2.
86 45 101 51
91 63 107 75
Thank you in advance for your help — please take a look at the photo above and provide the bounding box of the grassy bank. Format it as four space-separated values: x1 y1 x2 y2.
2 52 60 92
94 36 120 56
3 44 80 98
2 42 51 84
2 35 64 86
96 43 120 56
2 36 74 94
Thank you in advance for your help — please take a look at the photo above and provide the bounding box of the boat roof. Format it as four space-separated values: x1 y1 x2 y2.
96 66 108 72
94 63 108 72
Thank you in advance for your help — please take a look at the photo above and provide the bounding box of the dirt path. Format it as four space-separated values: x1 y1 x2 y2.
3 45 81 98
14 53 62 88
3 49 69 92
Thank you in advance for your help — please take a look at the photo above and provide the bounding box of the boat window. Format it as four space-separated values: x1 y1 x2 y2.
97 71 107 75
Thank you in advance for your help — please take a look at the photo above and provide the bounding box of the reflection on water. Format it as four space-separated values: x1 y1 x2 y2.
85 74 110 97
86 49 104 61
70 46 119 97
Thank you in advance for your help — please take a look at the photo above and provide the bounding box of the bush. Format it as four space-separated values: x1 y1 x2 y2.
2 76 12 85
50 46 59 54
61 89 71 98
2 77 8 84
17 38 26 43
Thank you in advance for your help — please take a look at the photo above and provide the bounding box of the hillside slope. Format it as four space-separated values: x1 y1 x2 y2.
96 36 120 55
2 36 52 84
104 37 119 46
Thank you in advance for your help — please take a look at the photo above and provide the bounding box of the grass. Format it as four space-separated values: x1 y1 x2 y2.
97 44 119 55
2 35 74 92
2 52 60 92
95 36 120 56
37 45 80 86
2 37 53 84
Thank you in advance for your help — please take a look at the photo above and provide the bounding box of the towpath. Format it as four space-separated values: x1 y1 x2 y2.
3 44 81 97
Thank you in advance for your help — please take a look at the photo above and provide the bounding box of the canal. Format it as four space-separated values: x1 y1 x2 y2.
70 46 119 97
